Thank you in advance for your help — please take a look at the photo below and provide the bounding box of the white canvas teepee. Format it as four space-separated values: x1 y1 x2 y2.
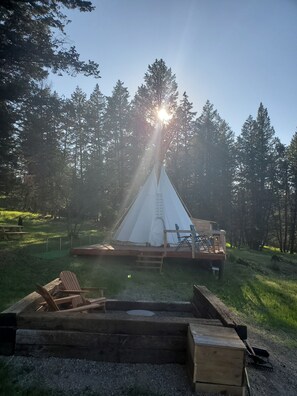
113 166 193 246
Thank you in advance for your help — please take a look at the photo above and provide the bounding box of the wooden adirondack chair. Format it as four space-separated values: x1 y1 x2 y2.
36 284 106 313
59 271 106 311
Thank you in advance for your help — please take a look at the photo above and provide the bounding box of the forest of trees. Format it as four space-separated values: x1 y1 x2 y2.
1 1 297 252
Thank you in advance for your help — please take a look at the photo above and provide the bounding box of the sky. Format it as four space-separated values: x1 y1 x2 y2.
49 0 297 145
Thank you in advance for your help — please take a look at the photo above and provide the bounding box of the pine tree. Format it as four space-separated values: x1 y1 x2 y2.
0 1 100 193
188 101 235 230
287 131 297 253
131 59 179 176
167 92 196 200
236 103 277 249
19 85 66 214
84 84 107 220
104 81 131 212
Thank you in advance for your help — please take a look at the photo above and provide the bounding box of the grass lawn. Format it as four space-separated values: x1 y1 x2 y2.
1 210 297 395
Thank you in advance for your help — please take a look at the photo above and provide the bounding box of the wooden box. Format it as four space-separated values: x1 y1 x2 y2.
187 324 245 387
194 381 245 396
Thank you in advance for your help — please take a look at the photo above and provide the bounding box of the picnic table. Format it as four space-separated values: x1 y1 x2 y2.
0 224 27 240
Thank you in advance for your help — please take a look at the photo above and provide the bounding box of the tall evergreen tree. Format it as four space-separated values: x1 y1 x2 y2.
270 141 290 251
0 0 99 194
131 59 179 172
188 101 235 229
19 85 66 214
167 92 196 199
287 131 297 253
83 84 107 220
104 81 131 210
236 103 277 249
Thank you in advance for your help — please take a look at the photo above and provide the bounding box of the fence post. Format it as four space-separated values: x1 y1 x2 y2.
60 237 62 251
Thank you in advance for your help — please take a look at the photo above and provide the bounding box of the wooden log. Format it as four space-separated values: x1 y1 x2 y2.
193 285 236 327
1 278 61 316
0 278 61 355
105 299 193 312
17 312 222 335
0 326 16 355
15 329 187 364
193 382 245 396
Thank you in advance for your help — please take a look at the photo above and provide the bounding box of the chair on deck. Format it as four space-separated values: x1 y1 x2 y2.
190 224 212 251
36 284 106 313
175 223 192 250
59 271 106 311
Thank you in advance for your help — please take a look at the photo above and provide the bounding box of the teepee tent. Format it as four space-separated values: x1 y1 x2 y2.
113 166 193 246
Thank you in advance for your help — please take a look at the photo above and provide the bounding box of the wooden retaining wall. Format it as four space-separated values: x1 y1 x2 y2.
0 283 244 364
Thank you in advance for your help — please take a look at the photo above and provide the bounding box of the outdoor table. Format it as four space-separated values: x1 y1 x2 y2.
0 224 26 240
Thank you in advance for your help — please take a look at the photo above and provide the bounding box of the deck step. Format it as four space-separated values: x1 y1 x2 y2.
135 254 164 273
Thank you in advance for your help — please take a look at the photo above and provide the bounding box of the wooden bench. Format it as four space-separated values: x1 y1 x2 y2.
0 231 28 240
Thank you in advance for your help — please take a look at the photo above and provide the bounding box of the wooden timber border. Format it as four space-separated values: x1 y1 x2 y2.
0 281 246 362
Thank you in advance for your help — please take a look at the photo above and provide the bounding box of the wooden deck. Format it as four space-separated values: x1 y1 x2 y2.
71 243 226 262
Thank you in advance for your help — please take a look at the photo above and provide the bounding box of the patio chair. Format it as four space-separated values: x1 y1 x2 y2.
190 224 212 251
175 223 192 250
36 284 106 313
59 271 106 311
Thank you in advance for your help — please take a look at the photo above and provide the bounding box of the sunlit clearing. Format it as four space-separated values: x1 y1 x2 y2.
158 108 171 123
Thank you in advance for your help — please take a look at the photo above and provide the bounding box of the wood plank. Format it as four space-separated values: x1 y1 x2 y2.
187 324 245 387
15 343 186 363
16 329 185 349
105 299 193 312
193 346 245 386
135 266 162 270
1 278 61 316
193 382 245 396
17 312 222 335
193 285 236 327
15 329 187 363
0 326 16 355
71 244 226 261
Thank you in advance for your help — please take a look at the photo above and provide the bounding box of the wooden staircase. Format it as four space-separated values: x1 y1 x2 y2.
135 253 164 273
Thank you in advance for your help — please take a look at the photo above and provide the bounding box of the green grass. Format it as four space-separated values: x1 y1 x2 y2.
0 210 105 253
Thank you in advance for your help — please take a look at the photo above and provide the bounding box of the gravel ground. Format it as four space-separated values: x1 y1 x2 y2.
0 356 195 395
1 283 296 395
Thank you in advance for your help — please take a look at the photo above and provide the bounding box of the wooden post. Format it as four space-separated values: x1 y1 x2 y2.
191 233 195 259
59 238 62 251
219 260 225 280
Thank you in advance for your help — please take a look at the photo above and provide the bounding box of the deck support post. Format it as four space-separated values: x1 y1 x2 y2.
191 233 195 259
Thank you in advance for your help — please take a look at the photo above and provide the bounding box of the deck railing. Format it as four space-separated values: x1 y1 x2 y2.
163 229 226 259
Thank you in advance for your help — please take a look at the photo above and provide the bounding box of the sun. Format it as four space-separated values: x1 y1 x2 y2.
157 108 171 123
